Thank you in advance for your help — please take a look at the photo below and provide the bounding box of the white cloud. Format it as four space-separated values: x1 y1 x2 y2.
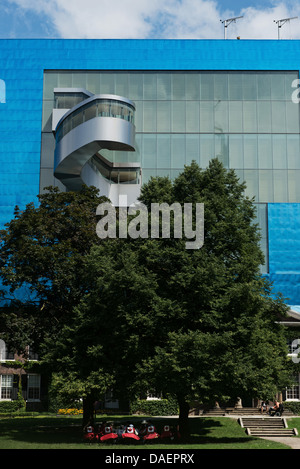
238 3 300 39
51 0 163 39
5 0 300 39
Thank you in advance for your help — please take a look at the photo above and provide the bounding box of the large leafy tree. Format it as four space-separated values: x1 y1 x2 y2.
0 161 292 434
45 159 291 433
135 160 291 433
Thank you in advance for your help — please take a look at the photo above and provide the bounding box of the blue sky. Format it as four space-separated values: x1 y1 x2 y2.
0 0 299 39
223 0 274 12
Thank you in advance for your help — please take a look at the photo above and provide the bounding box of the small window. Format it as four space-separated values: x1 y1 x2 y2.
27 347 39 361
286 374 300 400
146 392 162 401
1 374 13 400
0 340 15 361
27 374 41 401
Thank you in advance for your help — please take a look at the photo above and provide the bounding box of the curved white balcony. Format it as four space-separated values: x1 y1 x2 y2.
54 94 138 197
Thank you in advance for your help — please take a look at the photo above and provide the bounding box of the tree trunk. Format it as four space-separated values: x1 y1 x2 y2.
177 395 190 439
82 394 95 428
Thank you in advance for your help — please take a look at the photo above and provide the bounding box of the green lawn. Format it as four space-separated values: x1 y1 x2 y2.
288 417 300 436
0 414 296 449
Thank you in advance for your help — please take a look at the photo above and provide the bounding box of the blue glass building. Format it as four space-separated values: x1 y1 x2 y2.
2 38 300 407
1 38 300 308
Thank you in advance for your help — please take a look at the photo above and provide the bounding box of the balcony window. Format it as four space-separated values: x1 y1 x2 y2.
56 97 135 143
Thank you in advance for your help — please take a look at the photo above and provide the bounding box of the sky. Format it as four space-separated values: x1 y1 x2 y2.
0 0 300 40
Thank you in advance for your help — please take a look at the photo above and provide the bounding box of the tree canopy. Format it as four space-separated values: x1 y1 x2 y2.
0 160 293 434
0 185 108 352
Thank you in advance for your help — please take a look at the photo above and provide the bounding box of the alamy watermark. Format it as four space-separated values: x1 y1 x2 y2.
96 196 204 249
291 79 300 104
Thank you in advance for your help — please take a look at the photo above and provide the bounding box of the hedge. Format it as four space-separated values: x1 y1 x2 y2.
0 400 25 413
130 396 178 416
283 401 300 415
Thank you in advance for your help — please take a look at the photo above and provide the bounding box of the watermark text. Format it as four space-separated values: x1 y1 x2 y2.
96 197 204 250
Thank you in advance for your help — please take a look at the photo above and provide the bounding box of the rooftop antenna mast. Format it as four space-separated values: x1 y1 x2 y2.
274 17 298 39
220 16 243 39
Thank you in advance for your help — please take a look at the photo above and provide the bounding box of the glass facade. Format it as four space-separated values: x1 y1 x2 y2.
42 70 300 274
2 39 300 407
43 70 300 202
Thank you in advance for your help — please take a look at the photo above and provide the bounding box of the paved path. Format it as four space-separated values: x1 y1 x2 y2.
260 436 300 449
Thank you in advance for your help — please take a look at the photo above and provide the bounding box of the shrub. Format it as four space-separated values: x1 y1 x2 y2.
283 401 300 415
17 376 26 412
0 400 23 413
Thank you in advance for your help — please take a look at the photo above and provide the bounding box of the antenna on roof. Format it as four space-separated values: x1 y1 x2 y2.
274 17 298 39
220 16 243 40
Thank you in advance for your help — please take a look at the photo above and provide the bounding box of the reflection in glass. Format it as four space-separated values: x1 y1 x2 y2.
200 135 214 168
242 73 257 100
157 101 171 132
257 101 271 133
48 70 300 207
186 135 200 165
143 101 156 132
287 135 300 168
142 134 156 169
229 102 243 133
244 170 259 201
243 101 257 133
186 101 199 132
288 170 300 202
272 101 286 133
258 135 272 169
259 170 274 202
228 74 242 100
171 135 185 168
214 101 228 133
200 101 214 132
157 135 171 168
172 101 185 132
244 135 258 168
229 135 243 168
273 135 287 169
274 170 288 202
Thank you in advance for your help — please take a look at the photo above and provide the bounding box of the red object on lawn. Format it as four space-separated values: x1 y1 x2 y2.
122 424 140 441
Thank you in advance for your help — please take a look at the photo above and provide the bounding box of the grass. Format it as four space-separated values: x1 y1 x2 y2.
0 414 297 450
288 417 300 436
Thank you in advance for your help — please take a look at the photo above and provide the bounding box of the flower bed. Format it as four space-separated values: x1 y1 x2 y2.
57 408 83 415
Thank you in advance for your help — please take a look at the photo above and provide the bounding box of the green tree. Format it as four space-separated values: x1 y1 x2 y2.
0 161 292 434
0 185 109 418
134 160 291 434
43 240 160 423
46 159 291 434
